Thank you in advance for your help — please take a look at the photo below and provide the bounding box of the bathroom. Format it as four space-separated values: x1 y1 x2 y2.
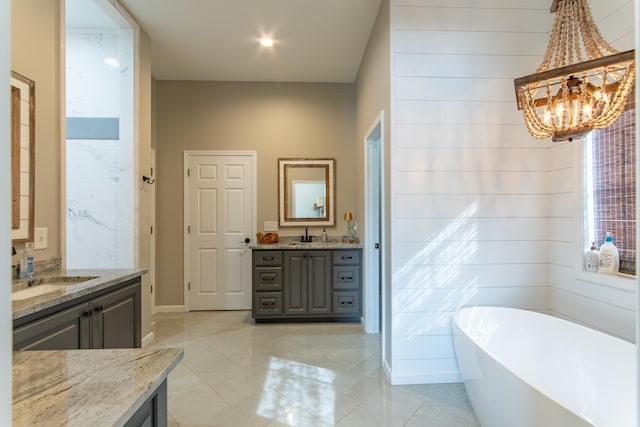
2 0 640 425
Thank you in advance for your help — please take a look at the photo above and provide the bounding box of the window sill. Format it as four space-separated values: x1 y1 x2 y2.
575 270 637 292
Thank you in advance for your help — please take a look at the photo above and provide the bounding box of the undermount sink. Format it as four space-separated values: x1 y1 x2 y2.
12 276 98 301
12 284 69 300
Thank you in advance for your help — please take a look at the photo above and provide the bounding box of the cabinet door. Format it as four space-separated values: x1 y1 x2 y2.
308 251 331 314
284 251 307 315
91 283 141 349
13 303 91 350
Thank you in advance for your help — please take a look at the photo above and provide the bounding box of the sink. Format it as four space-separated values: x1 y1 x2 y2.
12 284 69 300
12 276 98 301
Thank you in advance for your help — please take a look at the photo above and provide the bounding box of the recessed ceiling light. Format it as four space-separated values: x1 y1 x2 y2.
260 37 274 47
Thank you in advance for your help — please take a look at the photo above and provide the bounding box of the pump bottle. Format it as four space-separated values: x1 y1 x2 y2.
599 232 620 274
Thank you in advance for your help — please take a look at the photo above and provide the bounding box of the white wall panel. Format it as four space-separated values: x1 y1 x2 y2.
395 217 549 241
393 147 548 171
549 288 636 341
392 287 547 313
391 358 461 384
394 335 455 359
595 2 634 50
389 0 635 387
393 194 550 218
393 263 547 289
395 30 548 55
396 100 522 125
393 171 548 195
393 241 549 265
550 265 636 311
396 53 543 79
548 168 573 194
393 0 545 8
396 77 515 102
393 6 549 32
395 123 547 148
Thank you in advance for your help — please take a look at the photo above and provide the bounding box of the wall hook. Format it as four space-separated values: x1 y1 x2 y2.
142 175 155 184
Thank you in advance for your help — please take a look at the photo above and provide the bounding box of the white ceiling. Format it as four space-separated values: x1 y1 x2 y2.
113 0 382 83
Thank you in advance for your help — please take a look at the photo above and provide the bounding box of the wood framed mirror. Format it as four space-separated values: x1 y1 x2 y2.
11 71 35 244
278 158 335 227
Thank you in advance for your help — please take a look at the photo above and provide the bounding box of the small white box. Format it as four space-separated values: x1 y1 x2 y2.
264 221 278 232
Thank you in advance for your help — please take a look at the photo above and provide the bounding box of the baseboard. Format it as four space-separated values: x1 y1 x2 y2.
154 305 186 313
382 358 393 383
389 370 462 385
141 331 155 348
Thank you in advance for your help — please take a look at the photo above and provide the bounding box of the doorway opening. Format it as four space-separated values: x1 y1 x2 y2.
64 0 135 268
364 111 384 334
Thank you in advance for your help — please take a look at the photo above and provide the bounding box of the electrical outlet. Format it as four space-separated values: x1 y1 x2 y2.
34 227 48 250
264 221 278 232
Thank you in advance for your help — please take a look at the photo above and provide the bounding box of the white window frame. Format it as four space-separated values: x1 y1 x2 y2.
575 132 636 291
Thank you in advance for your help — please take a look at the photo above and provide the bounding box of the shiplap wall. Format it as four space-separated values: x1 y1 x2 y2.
389 0 555 384
548 0 637 341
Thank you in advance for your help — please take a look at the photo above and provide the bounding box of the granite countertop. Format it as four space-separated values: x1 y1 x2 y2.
13 347 183 426
251 239 363 250
12 268 147 320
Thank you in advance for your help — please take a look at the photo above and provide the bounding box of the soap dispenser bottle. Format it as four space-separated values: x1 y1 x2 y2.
585 242 600 272
598 232 620 274
19 242 35 279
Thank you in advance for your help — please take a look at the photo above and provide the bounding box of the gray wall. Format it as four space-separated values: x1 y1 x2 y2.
155 81 357 306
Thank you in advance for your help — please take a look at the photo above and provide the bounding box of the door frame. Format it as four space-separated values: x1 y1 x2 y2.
182 150 257 311
364 111 385 334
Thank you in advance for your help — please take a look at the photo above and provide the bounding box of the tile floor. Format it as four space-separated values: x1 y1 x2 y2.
149 311 480 427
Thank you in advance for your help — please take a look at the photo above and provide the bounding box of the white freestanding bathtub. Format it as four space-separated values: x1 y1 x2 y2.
452 306 637 427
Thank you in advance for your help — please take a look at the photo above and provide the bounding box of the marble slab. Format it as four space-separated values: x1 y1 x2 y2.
12 268 147 320
13 347 183 426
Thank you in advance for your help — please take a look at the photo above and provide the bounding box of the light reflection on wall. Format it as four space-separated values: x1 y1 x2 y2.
393 202 480 337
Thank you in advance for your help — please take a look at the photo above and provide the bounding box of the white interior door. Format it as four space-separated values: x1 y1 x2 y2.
364 112 384 334
185 151 255 310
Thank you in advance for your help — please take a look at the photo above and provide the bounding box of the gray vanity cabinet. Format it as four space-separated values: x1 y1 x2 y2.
253 248 361 322
283 250 331 315
91 282 142 349
13 278 141 350
13 302 90 351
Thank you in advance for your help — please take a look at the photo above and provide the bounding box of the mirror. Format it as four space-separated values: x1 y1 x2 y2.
11 71 35 243
278 158 335 227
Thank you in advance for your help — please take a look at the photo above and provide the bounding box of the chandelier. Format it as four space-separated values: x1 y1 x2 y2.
514 0 635 142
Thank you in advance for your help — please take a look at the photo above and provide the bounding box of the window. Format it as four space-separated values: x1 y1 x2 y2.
584 102 636 275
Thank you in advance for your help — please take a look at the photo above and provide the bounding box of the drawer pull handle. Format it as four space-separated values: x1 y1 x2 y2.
262 256 275 261
341 256 353 260
340 275 353 281
263 277 274 282
340 300 353 306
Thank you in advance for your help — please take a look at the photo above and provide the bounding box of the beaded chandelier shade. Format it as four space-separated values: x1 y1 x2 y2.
514 0 635 142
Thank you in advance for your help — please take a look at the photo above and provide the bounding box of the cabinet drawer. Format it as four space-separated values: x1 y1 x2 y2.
254 251 283 266
333 267 360 290
254 267 282 291
333 291 360 315
254 292 283 316
333 250 360 265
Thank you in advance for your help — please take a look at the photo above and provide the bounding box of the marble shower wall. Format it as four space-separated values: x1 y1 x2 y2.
66 32 132 268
